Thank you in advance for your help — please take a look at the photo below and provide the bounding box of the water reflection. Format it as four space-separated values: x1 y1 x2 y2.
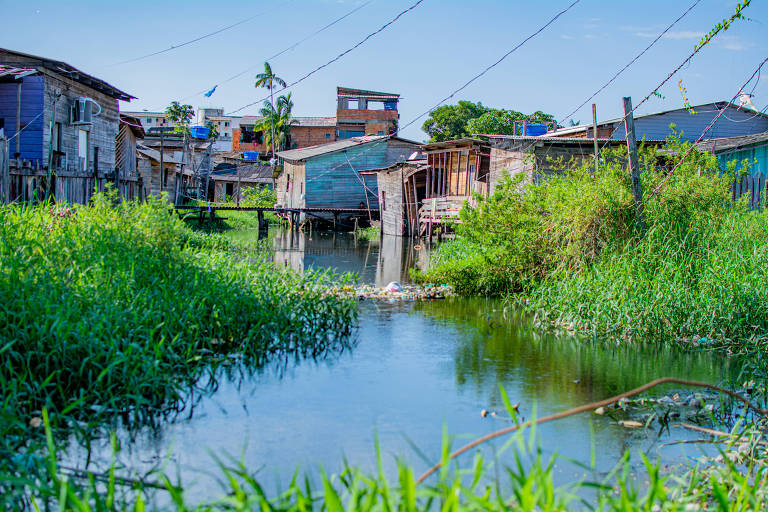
66 228 733 504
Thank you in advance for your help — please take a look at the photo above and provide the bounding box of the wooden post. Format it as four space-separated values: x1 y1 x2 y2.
623 97 646 232
592 103 599 177
0 137 8 204
236 165 241 206
159 130 164 191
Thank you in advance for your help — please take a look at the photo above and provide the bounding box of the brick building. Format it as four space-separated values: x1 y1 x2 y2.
336 87 399 138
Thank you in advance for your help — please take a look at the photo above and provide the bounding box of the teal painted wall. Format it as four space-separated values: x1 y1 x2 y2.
304 140 415 209
718 143 768 176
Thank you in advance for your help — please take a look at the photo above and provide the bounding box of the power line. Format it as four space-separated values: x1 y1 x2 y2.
109 1 293 67
227 0 425 115
559 0 702 124
181 0 373 102
650 55 768 196
398 0 580 133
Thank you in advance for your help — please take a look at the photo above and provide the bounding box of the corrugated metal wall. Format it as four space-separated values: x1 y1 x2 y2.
718 143 768 176
611 105 768 141
0 75 44 162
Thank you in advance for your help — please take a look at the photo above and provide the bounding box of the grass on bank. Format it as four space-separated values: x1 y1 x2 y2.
414 133 768 348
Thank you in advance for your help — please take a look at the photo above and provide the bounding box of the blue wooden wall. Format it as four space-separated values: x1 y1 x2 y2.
611 104 768 141
0 75 44 162
718 143 768 176
305 140 410 209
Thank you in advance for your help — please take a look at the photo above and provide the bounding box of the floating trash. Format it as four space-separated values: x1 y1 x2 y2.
327 283 454 302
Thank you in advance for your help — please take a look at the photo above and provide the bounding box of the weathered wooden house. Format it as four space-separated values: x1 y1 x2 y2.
210 163 273 202
361 157 427 236
136 144 181 199
485 135 667 193
362 139 492 237
548 102 768 141
696 131 768 176
0 48 136 204
275 135 420 222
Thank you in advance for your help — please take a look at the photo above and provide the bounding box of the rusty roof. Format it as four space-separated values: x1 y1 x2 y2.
0 48 135 101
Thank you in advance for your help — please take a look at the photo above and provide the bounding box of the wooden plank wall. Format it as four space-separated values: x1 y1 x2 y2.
732 173 767 209
378 169 405 236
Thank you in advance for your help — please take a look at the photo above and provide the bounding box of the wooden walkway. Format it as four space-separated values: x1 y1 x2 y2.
175 204 379 230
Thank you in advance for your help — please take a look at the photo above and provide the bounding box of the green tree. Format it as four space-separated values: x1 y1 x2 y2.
254 62 287 159
205 121 220 140
257 93 296 152
422 101 488 142
466 109 558 136
165 101 194 134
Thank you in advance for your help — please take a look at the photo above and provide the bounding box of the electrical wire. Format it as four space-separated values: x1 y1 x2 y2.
650 56 768 196
6 111 44 142
227 0 425 115
109 0 294 67
559 0 702 125
181 1 374 102
399 0 580 134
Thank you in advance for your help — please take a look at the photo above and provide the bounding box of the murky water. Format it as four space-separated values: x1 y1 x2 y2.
69 229 734 502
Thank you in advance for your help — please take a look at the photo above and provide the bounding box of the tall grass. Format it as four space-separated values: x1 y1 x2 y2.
0 189 356 428
415 135 768 349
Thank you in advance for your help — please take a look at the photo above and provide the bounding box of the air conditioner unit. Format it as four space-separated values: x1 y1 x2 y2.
70 98 102 126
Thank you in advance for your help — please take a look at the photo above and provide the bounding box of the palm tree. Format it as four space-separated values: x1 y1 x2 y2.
254 62 287 161
257 93 295 152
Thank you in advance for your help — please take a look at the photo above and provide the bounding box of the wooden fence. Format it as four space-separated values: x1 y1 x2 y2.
1 137 142 205
732 173 767 210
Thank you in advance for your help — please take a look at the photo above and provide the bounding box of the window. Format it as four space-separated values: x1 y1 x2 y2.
286 175 291 193
225 122 229 127
367 100 385 110
78 129 88 170
325 133 331 140
52 122 62 152
146 118 152 124
225 183 234 199
381 191 386 211
347 99 359 109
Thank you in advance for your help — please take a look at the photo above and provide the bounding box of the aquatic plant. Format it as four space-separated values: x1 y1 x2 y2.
0 190 356 427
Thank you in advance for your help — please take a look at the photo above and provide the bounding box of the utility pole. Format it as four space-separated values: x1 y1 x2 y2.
159 130 164 197
623 96 646 232
591 103 599 177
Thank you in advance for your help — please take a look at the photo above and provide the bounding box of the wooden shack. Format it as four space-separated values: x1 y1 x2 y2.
275 135 420 222
486 135 663 193
0 48 136 204
417 138 490 236
211 164 273 202
136 144 181 199
361 158 426 236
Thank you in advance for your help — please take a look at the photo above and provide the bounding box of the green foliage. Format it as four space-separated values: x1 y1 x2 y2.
257 93 295 151
205 120 220 139
165 101 195 134
0 191 355 427
355 225 380 240
422 101 488 142
466 109 557 136
421 101 558 142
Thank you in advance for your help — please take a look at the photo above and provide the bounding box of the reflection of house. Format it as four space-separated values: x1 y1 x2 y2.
210 164 273 202
275 135 420 221
548 102 768 141
336 87 399 138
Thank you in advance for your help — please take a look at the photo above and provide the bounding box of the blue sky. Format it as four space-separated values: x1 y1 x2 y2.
1 0 766 141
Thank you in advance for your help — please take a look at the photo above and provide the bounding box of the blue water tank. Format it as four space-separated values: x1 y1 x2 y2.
524 123 548 136
190 126 210 139
243 151 260 161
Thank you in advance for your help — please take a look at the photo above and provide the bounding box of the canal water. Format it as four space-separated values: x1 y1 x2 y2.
70 229 732 503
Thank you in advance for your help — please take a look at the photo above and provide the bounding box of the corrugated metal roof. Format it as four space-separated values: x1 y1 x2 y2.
0 64 38 79
0 47 135 101
695 131 768 154
278 135 419 161
484 135 666 144
136 145 181 164
548 101 768 137
291 116 337 127
422 138 488 150
337 86 399 99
